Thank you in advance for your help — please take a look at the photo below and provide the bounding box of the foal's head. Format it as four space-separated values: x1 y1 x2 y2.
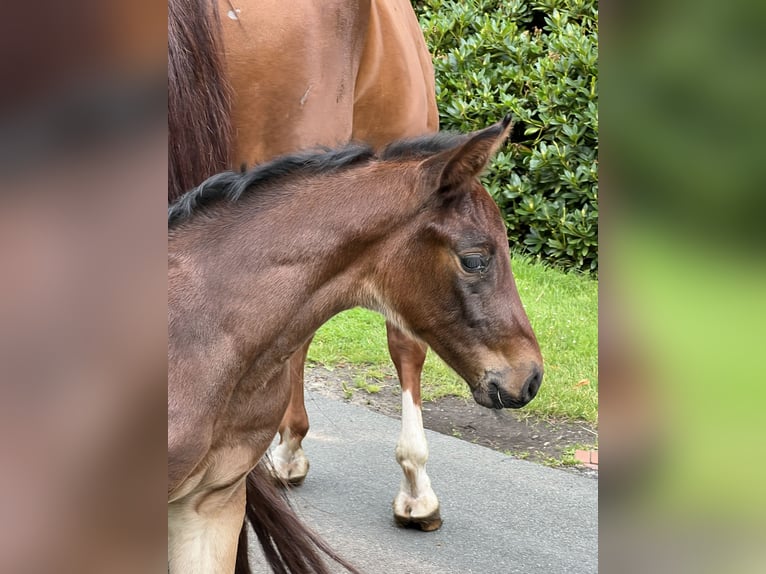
374 117 543 409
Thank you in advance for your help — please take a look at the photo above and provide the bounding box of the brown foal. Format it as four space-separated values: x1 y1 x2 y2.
170 0 452 531
216 1 443 525
168 119 542 572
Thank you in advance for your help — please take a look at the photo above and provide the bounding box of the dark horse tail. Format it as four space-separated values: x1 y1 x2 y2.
236 462 360 574
168 0 233 202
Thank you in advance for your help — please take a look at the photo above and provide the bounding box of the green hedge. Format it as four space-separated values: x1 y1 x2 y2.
414 0 598 272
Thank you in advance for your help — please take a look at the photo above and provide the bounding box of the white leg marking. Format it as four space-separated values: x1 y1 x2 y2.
271 428 310 484
393 390 440 523
168 479 245 574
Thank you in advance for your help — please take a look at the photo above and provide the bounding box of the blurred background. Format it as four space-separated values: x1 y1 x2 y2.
601 0 766 571
0 1 166 572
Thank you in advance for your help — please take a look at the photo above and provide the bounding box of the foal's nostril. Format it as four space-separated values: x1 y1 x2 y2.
522 365 543 402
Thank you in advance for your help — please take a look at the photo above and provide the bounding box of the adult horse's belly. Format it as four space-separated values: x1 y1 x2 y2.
219 0 438 166
220 0 366 165
352 0 439 145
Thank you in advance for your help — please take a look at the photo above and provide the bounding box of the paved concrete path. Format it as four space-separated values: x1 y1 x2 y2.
250 391 597 573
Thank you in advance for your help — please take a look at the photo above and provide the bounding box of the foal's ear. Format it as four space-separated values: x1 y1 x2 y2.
422 115 513 195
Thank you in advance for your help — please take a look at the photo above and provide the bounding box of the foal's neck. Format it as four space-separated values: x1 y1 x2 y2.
170 163 422 383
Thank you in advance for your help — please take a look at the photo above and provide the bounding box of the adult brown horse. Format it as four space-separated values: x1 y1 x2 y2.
169 0 457 532
168 118 543 573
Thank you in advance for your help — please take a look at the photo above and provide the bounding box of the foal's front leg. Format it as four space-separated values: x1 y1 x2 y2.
168 476 246 574
272 337 313 485
387 322 442 531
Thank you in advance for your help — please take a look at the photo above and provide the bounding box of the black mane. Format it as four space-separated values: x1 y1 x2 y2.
168 144 373 227
380 131 468 160
168 131 469 228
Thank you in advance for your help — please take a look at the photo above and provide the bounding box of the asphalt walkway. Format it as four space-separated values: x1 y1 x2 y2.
250 391 597 573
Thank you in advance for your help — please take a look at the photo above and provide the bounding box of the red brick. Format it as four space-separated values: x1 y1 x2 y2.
574 449 598 470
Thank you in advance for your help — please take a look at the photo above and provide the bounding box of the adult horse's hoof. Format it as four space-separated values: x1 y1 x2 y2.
393 508 443 532
393 487 442 531
270 443 310 487
271 467 309 488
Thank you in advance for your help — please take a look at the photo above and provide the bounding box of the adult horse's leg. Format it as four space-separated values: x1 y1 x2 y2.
271 337 313 485
168 479 246 574
271 323 442 533
351 0 442 531
387 322 442 531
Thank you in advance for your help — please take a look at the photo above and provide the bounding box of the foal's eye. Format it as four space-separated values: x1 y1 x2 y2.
460 253 488 273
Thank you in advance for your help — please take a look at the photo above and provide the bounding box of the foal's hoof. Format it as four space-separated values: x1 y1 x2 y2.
394 508 443 532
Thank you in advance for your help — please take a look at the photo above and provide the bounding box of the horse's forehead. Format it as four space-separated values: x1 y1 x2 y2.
428 184 506 246
464 184 505 232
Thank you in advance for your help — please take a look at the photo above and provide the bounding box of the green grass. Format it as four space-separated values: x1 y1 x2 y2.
307 252 598 423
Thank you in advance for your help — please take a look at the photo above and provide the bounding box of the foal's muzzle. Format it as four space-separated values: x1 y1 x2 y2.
472 365 543 409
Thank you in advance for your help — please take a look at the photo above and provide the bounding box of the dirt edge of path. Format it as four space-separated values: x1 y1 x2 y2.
304 365 598 478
